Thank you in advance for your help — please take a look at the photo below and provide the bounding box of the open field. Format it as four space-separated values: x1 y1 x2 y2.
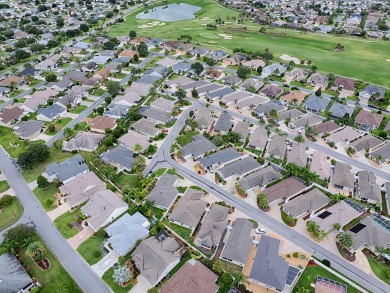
108 0 390 87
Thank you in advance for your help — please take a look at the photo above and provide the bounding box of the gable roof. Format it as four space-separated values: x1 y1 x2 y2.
90 116 117 132
283 188 331 217
238 165 282 191
45 154 89 183
310 151 330 180
0 107 23 124
194 107 214 128
221 218 253 265
199 147 241 170
333 77 355 91
263 177 307 203
146 174 179 209
0 253 32 293
180 135 216 158
218 156 261 179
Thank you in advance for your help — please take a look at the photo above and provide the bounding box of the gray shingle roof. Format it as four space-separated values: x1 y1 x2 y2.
100 145 135 171
199 147 241 170
13 120 44 139
350 216 390 251
218 156 261 179
328 102 354 118
268 135 287 158
0 253 32 293
45 154 89 183
237 165 282 191
214 112 232 133
283 188 331 217
146 174 179 209
303 95 330 112
181 135 216 158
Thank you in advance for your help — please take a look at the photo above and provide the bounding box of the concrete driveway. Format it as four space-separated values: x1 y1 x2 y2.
68 225 94 249
47 202 71 221
91 250 119 277
130 275 152 293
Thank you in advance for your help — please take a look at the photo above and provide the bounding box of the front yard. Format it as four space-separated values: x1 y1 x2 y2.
0 126 30 157
102 266 134 293
176 130 199 146
53 207 84 239
367 255 390 285
70 105 88 114
0 180 10 193
33 184 59 212
45 118 73 135
0 197 23 231
77 235 105 265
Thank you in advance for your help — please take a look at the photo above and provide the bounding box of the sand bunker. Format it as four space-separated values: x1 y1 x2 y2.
280 54 300 64
386 59 390 62
218 34 232 40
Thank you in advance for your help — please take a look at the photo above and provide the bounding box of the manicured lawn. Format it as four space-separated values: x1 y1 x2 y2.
22 149 75 183
163 219 192 241
220 260 242 274
177 130 199 146
292 264 359 293
0 180 10 193
0 197 23 231
367 256 390 285
45 118 72 135
19 234 82 293
153 168 167 177
53 208 83 239
9 89 24 98
92 88 106 96
70 105 88 114
109 0 390 87
102 266 134 293
33 184 59 212
152 206 165 219
0 126 30 157
30 78 43 87
77 235 105 265
113 173 139 190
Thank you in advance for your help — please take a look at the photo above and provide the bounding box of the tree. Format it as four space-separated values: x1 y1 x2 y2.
45 72 57 82
17 144 50 170
106 81 121 96
0 195 13 208
191 62 204 75
112 265 131 285
257 192 269 209
232 272 248 286
134 143 142 153
212 135 224 146
225 131 241 144
14 50 31 60
338 232 353 249
25 241 44 260
37 175 49 189
221 272 233 284
237 65 251 79
56 16 64 28
175 88 186 102
3 224 36 245
24 74 35 85
315 88 322 97
137 42 148 57
204 57 216 66
268 108 279 122
212 259 224 274
294 134 305 144
129 30 137 38
191 89 198 98
133 54 139 62
256 66 262 74
47 123 55 132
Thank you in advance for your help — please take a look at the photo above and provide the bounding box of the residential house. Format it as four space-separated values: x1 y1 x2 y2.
146 174 179 210
81 190 128 231
284 68 309 82
307 73 328 89
253 101 283 118
168 188 207 231
310 151 330 180
214 112 233 134
240 78 264 92
156 57 178 68
233 121 251 141
236 95 268 110
0 253 35 293
21 89 59 113
36 104 67 122
237 165 282 193
218 156 262 181
13 120 44 140
243 59 265 70
132 231 182 287
262 63 287 76
180 134 217 160
220 218 253 267
280 90 307 105
196 204 229 249
150 97 175 113
89 116 117 133
0 107 23 126
332 77 356 96
247 126 269 151
287 143 307 167
260 84 284 99
263 177 307 204
370 142 390 163
207 87 235 100
160 259 219 293
193 107 215 130
205 68 224 80
131 118 161 138
188 47 210 57
359 85 386 102
312 120 342 135
268 135 287 159
172 62 191 75
303 95 330 113
100 145 135 172
357 171 381 204
141 107 172 124
349 134 382 153
327 127 362 146
209 50 229 61
104 103 130 119
354 109 383 131
44 154 89 184
283 188 331 218
328 102 354 119
278 108 305 122
198 147 241 172
119 130 150 152
223 74 242 86
63 132 104 152
0 75 24 87
289 114 325 130
105 212 150 256
48 78 73 91
332 162 354 194
224 54 247 66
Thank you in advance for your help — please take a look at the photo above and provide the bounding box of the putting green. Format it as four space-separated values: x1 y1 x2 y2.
110 0 390 87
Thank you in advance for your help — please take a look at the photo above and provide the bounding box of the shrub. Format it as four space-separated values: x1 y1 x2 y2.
385 269 390 280
93 251 101 258
0 194 13 207
286 254 291 258
46 198 53 207
322 259 331 267
293 252 299 258
281 208 297 227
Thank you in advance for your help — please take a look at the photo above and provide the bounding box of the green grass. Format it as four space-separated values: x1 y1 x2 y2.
108 0 390 87
153 168 167 177
30 78 43 87
45 118 72 135
0 180 10 193
0 126 30 157
102 266 134 293
9 89 24 98
33 184 59 212
152 206 165 219
292 264 359 293
163 219 192 241
19 234 82 293
22 149 75 182
113 173 139 190
53 207 83 239
92 88 106 96
177 130 199 146
366 256 390 285
0 197 23 231
220 259 242 274
77 235 105 265
70 105 88 114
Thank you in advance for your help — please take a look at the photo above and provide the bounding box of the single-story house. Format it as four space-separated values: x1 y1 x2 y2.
131 118 161 138
13 120 44 140
214 112 233 134
328 102 354 119
312 120 342 135
89 116 117 133
349 134 383 153
0 253 35 293
332 162 354 193
247 126 268 151
263 177 307 205
260 84 284 99
307 73 328 89
354 109 383 131
357 171 381 204
370 142 390 163
237 165 282 193
100 145 135 172
309 151 330 180
217 156 262 181
63 132 105 152
326 127 362 145
44 154 89 184
280 91 307 105
198 147 241 172
0 107 24 126
268 135 287 159
181 134 217 160
303 95 330 113
146 174 179 210
287 143 307 167
193 107 215 130
119 130 150 152
36 104 67 122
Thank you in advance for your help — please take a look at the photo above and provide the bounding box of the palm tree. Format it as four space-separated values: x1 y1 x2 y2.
268 108 279 122
338 232 353 249
294 134 305 144
25 241 44 260
232 272 249 286
2 239 18 254
25 74 35 85
134 143 142 153
22 236 36 248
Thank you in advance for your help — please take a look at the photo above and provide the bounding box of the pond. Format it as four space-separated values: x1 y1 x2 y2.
136 3 201 22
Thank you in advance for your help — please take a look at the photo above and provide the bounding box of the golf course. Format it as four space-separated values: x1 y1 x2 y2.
108 0 390 87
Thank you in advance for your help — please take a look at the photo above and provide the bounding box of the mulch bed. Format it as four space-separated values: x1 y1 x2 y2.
36 258 50 270
336 243 356 262
307 259 317 266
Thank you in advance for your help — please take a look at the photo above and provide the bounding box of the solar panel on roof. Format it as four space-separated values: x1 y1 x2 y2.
286 266 300 286
350 223 366 233
318 211 332 219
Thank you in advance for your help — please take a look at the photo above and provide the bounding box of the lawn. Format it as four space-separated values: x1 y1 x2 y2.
30 78 43 87
176 130 199 146
45 118 72 135
92 88 106 96
19 234 82 293
108 0 390 87
153 168 167 177
292 264 359 293
220 260 242 274
77 235 105 265
113 173 139 190
0 126 30 157
152 206 165 220
163 219 192 241
367 256 390 285
9 89 24 98
53 207 83 239
70 105 88 114
102 266 134 293
22 149 75 182
0 197 23 231
0 180 10 193
33 184 59 212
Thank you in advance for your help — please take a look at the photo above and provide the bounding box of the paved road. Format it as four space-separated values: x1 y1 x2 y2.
0 147 111 293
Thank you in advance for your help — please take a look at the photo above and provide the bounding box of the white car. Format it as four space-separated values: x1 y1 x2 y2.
255 228 266 234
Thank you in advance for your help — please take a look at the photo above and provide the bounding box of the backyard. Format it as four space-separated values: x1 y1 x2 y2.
163 219 192 242
70 105 88 114
176 130 199 146
0 126 33 157
77 235 105 265
0 197 23 231
108 0 390 87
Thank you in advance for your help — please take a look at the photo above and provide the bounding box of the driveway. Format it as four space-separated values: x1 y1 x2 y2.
47 202 71 221
91 250 119 277
68 225 94 249
130 275 152 293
